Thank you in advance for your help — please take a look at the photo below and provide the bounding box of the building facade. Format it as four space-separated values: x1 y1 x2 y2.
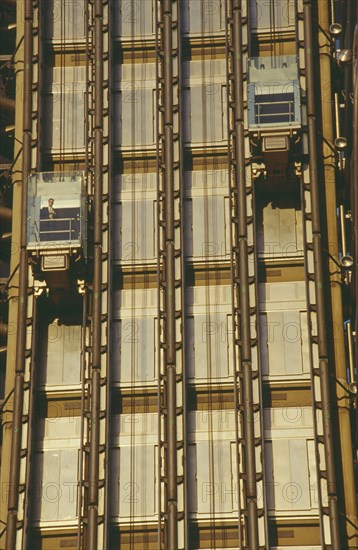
0 0 357 549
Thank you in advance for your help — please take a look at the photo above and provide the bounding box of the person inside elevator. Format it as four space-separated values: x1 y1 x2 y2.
47 197 56 219
39 195 80 242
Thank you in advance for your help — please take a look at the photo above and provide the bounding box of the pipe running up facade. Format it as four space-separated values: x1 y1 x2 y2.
231 1 259 547
162 0 178 547
87 0 104 547
5 0 33 548
303 1 341 547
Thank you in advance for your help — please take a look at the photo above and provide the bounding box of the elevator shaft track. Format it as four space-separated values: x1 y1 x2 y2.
226 1 268 548
156 1 186 548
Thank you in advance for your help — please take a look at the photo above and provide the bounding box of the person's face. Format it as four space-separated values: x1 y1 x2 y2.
48 199 54 206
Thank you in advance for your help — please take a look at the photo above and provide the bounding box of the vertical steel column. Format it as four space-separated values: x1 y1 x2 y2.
226 1 267 548
303 1 341 547
157 1 186 548
232 2 257 547
5 1 33 548
88 0 104 547
163 2 177 546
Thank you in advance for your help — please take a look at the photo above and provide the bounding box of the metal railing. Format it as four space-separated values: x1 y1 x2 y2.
254 98 295 125
39 217 80 242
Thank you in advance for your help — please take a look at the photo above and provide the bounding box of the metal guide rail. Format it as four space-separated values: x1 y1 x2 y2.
156 1 187 548
80 0 110 548
4 0 38 548
226 1 268 548
298 0 341 547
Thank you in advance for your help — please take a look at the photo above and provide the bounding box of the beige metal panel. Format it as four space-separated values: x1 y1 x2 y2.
43 66 86 152
249 0 295 32
38 322 81 387
257 198 304 259
113 62 157 89
113 288 158 315
182 84 227 145
109 445 157 520
187 441 237 516
31 417 81 524
113 0 155 39
259 310 310 378
42 0 86 42
264 407 319 517
187 411 238 519
184 169 229 194
185 313 232 381
113 88 156 148
112 317 156 385
184 196 230 259
32 448 79 523
259 282 310 381
265 439 315 512
113 200 156 263
181 0 225 35
270 547 321 550
113 172 157 199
